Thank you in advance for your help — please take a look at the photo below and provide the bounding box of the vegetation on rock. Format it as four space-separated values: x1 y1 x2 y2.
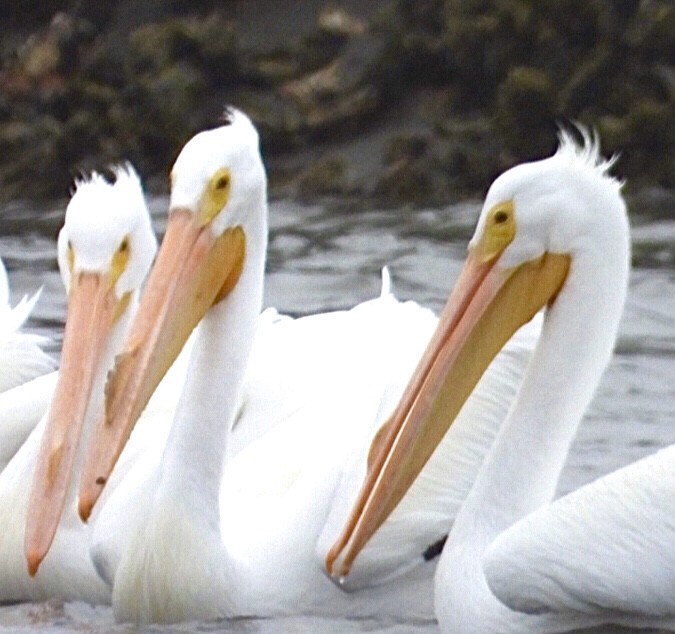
0 0 672 205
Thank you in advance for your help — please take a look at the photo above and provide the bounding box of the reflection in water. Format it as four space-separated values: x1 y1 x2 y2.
0 198 673 633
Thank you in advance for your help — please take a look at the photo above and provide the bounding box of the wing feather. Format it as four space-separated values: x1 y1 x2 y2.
484 445 675 618
0 372 58 472
317 313 542 587
0 286 55 393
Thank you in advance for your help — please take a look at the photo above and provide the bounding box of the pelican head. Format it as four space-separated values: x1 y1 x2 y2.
56 165 156 301
78 108 268 519
326 129 630 579
169 107 267 235
25 165 156 575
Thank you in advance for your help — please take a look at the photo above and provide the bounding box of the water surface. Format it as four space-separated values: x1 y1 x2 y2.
1 196 673 633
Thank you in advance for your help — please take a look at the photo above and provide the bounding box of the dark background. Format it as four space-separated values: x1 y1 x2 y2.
0 0 673 206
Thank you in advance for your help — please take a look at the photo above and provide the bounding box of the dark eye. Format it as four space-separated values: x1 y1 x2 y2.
67 239 73 250
215 175 230 190
119 238 129 252
494 210 509 224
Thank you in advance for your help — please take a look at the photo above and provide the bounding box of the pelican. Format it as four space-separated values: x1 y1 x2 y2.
326 131 675 632
0 165 160 603
0 256 54 393
70 109 540 624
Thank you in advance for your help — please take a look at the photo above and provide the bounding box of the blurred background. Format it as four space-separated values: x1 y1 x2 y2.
0 0 673 207
0 4 673 632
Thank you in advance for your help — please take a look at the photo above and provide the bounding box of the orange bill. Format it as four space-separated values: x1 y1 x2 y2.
25 272 119 576
326 248 570 579
78 210 245 521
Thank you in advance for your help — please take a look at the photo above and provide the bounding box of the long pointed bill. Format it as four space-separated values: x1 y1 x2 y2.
25 272 120 576
326 248 570 579
78 210 245 521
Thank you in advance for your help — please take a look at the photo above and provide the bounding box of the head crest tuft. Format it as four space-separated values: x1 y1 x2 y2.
554 124 622 189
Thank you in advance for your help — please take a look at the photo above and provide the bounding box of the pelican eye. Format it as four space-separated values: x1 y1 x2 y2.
494 210 509 224
111 234 131 287
200 167 232 226
67 240 75 272
479 200 516 262
215 174 230 190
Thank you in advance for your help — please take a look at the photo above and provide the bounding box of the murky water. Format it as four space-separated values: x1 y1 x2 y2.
1 196 674 633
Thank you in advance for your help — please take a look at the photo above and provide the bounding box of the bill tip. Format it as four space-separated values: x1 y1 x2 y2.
78 493 95 522
25 548 43 577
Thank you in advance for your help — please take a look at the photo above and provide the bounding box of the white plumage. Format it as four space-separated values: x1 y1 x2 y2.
0 256 53 394
484 444 675 624
0 257 55 471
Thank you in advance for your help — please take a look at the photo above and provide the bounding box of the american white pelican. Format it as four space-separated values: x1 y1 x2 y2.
0 165 159 603
73 109 540 624
326 131 675 632
0 256 54 393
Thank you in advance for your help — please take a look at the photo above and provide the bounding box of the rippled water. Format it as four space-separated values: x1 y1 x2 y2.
1 196 674 633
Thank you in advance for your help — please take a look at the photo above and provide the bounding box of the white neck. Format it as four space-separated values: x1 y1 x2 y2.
457 213 630 543
156 206 268 531
435 194 630 633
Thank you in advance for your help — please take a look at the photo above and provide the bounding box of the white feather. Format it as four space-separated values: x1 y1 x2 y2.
0 257 54 394
484 445 675 620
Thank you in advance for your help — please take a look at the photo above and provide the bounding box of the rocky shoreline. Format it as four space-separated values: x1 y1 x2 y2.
0 0 673 207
